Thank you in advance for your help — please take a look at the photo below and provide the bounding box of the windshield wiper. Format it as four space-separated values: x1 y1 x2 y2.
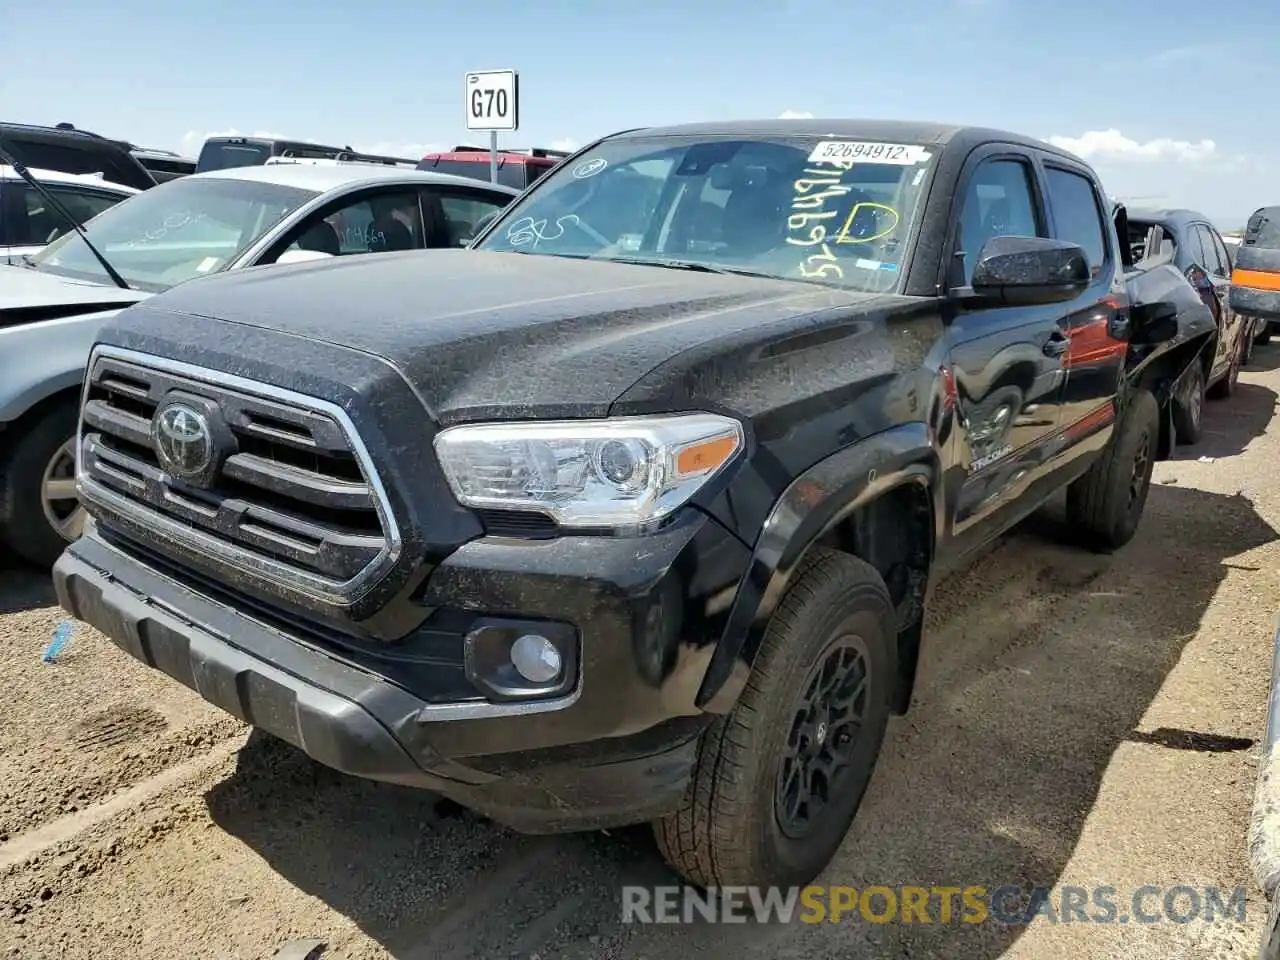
0 139 131 290
599 256 786 280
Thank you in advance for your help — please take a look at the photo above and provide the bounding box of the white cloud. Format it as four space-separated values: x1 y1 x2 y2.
1046 128 1217 165
778 110 813 120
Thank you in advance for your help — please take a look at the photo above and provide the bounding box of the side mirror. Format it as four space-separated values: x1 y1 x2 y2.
1130 300 1180 345
469 211 500 243
276 249 334 265
967 236 1091 307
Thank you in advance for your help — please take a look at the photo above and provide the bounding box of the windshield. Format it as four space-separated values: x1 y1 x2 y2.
474 135 937 292
28 176 317 291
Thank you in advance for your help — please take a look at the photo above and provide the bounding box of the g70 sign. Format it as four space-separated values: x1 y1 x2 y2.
465 70 518 132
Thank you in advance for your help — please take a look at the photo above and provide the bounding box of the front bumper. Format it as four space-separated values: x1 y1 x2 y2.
54 511 752 833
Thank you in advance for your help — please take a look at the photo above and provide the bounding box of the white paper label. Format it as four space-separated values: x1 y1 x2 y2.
196 256 219 273
808 141 932 166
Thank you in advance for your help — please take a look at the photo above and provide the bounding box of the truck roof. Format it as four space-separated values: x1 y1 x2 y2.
612 118 1091 164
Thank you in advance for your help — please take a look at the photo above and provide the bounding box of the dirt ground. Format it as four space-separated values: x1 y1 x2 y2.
3 350 1280 959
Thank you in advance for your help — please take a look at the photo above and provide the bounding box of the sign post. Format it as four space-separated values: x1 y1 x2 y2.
465 69 519 185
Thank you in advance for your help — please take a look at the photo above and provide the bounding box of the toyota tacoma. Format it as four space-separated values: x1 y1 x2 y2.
53 120 1213 888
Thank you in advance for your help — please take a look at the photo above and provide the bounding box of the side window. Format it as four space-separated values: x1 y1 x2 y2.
430 190 511 247
954 158 1041 285
1200 225 1229 278
1186 225 1214 275
20 185 126 244
1043 167 1108 279
283 190 425 258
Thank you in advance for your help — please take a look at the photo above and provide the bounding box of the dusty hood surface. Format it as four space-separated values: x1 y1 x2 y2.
115 249 901 423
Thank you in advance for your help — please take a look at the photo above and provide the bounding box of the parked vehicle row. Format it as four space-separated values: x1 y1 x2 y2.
0 155 521 565
46 118 1222 892
1123 208 1255 441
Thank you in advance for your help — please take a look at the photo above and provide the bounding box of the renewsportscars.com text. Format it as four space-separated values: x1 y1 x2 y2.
621 885 1249 925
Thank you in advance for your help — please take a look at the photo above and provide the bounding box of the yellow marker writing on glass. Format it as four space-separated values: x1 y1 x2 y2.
835 202 900 244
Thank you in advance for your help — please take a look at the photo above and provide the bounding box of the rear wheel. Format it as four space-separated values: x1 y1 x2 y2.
1207 335 1242 400
1255 323 1272 346
653 549 895 888
1171 362 1204 444
0 399 84 567
1065 389 1159 553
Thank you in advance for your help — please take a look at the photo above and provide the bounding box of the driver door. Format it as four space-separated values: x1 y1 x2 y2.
943 150 1071 556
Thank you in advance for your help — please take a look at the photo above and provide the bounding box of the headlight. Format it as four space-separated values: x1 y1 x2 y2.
434 413 744 529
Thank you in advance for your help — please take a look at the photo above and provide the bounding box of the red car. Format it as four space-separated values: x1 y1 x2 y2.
415 146 568 190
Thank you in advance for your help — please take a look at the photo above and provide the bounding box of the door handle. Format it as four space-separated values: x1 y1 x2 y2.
1042 332 1070 357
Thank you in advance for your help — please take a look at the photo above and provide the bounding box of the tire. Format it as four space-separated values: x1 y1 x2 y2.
1207 335 1242 400
1171 362 1204 444
1065 389 1159 553
653 549 896 888
0 398 85 567
1255 325 1272 346
1243 324 1255 365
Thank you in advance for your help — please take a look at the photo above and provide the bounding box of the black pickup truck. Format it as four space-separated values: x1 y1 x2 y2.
53 119 1214 889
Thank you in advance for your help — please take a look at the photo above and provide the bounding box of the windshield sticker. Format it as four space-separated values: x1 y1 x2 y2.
912 168 927 187
855 258 882 270
195 256 219 273
506 214 580 246
786 160 855 281
617 233 643 252
572 157 607 179
808 141 932 166
834 202 901 245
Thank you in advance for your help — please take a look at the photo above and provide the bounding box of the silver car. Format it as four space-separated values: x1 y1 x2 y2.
0 159 520 565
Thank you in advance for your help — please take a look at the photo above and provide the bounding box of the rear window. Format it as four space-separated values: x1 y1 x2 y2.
2 138 154 190
417 158 529 190
196 141 271 172
1245 207 1280 248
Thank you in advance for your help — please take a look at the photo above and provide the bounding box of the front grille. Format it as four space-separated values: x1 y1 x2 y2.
77 348 398 602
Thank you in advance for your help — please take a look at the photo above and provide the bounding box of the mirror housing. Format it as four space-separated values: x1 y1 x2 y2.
1129 300 1180 345
276 249 334 265
469 210 500 244
965 236 1091 307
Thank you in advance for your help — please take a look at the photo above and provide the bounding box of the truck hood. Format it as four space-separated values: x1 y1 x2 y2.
117 249 900 423
0 262 149 328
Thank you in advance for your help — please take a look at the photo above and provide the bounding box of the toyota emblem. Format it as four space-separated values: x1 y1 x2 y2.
153 401 214 481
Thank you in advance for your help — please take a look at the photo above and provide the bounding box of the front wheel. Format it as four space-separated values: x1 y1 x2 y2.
0 399 85 567
653 549 896 888
1065 389 1159 553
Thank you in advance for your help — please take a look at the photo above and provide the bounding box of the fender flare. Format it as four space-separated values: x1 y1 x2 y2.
695 421 942 711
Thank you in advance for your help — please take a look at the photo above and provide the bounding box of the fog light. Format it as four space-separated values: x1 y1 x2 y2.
510 633 563 683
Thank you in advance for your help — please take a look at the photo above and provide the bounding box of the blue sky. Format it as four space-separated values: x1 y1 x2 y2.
4 0 1277 226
